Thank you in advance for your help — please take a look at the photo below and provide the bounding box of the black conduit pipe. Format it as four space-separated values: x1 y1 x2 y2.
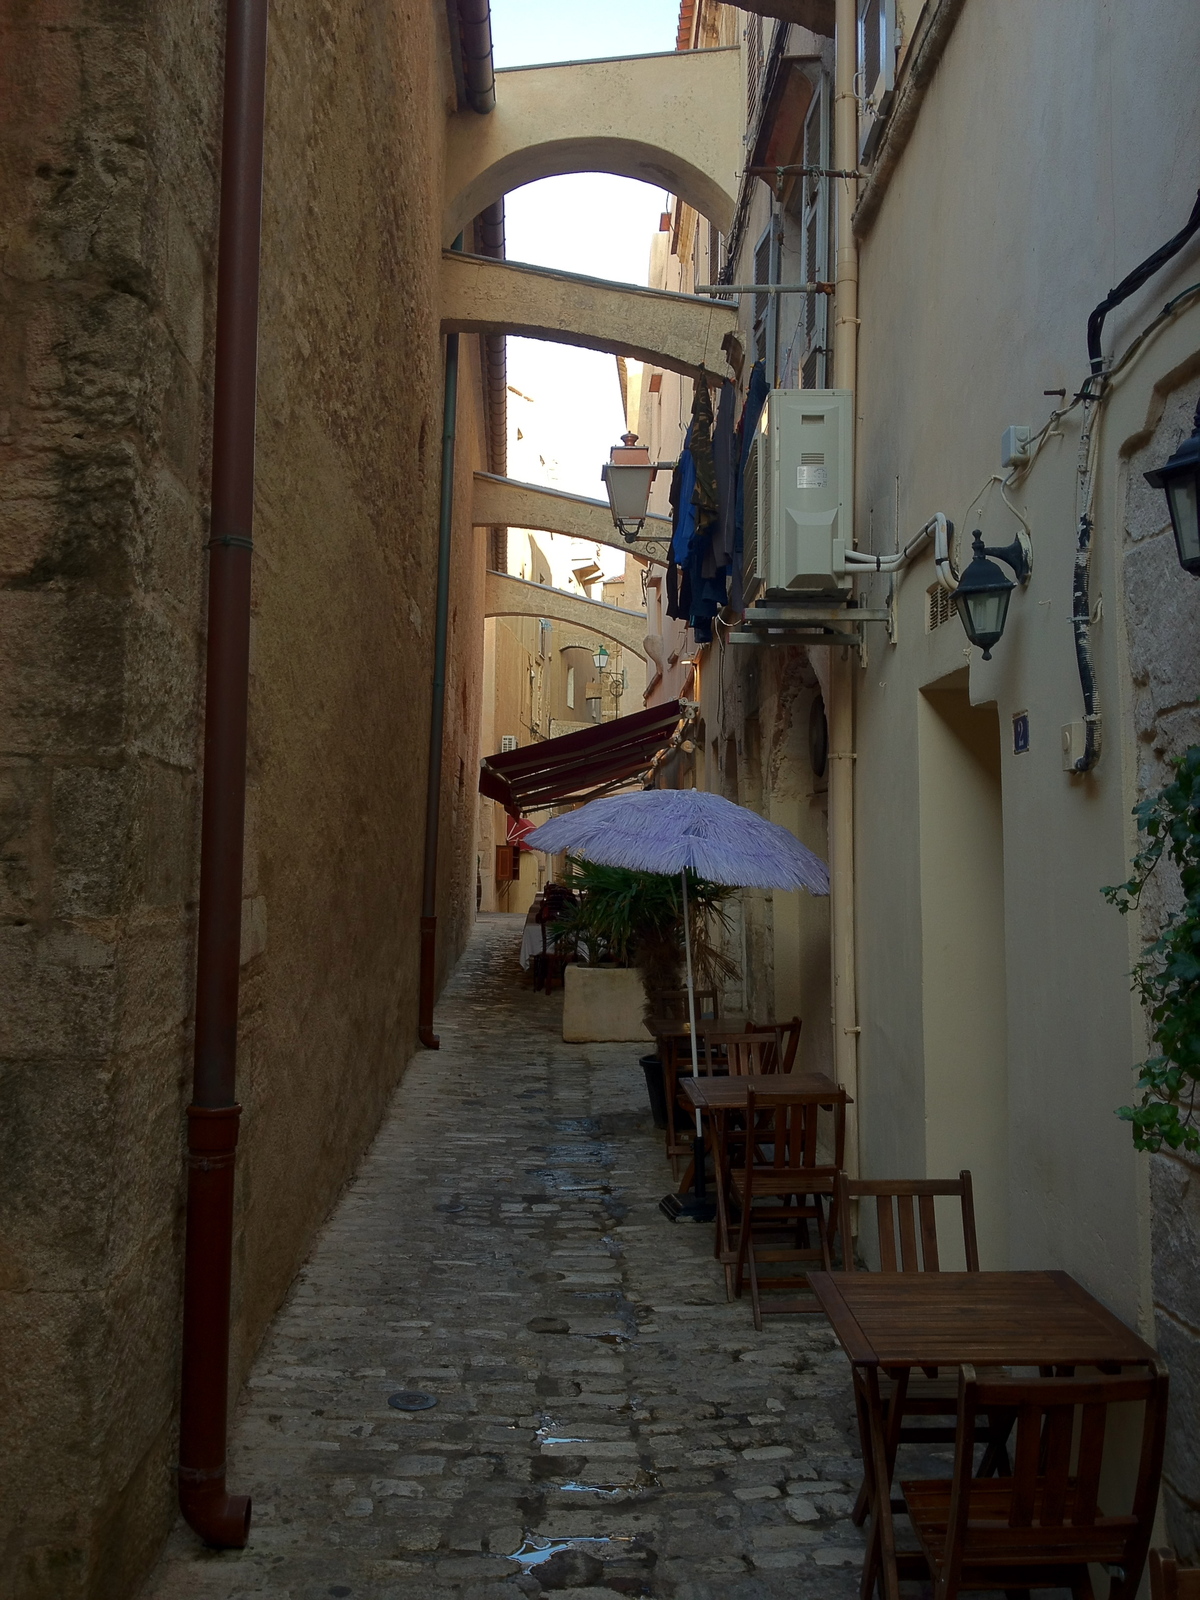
178 0 267 1548
419 237 464 1048
1087 189 1200 374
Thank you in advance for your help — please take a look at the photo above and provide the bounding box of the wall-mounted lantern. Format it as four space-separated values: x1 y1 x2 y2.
954 530 1032 660
602 433 656 541
1144 398 1200 575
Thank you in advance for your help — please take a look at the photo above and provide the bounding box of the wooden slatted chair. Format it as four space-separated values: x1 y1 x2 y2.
530 915 568 993
836 1172 1002 1527
724 1032 779 1076
657 987 719 1023
838 1171 980 1274
1151 1550 1200 1600
655 990 719 1171
771 1015 802 1072
900 1362 1169 1600
729 1086 847 1329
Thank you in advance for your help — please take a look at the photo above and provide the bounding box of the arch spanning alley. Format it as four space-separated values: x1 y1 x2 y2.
485 571 649 661
443 48 742 246
472 473 670 566
442 253 740 380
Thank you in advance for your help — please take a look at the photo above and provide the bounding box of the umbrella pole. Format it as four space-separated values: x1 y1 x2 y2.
681 871 707 1206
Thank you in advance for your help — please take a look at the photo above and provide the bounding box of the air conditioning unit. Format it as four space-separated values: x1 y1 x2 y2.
743 389 853 599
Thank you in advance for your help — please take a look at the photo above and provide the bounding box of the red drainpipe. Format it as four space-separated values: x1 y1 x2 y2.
177 0 268 1547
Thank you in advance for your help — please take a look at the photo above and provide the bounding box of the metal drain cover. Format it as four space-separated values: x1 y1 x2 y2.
388 1390 438 1411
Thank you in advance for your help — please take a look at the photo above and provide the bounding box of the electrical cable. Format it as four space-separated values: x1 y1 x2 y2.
1087 190 1200 374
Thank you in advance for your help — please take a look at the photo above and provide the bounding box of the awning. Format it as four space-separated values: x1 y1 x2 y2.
479 701 683 816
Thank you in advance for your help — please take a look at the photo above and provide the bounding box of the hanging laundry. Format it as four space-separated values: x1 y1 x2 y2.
709 381 737 576
730 359 769 613
665 377 731 644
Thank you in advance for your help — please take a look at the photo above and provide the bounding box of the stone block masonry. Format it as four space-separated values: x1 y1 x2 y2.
142 915 866 1598
1123 379 1200 1563
0 0 483 1592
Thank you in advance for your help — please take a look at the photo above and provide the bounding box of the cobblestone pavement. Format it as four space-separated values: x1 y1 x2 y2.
143 914 869 1600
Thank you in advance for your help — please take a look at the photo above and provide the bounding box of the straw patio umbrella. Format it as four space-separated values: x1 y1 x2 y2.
524 789 830 1217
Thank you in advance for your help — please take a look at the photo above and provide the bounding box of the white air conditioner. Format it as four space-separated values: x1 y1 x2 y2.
743 389 853 598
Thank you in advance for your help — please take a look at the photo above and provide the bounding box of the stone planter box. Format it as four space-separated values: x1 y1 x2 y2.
562 966 652 1043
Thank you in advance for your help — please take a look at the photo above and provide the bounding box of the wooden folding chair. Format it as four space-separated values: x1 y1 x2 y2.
771 1015 802 1072
1151 1549 1200 1600
900 1362 1169 1600
657 987 719 1023
724 1032 779 1076
661 1005 723 1173
728 1086 846 1329
530 916 567 992
836 1172 998 1526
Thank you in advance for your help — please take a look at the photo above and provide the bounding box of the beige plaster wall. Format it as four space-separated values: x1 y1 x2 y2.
847 0 1200 1544
0 1 483 1593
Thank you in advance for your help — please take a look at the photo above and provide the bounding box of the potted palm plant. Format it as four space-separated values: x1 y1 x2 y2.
555 859 738 1118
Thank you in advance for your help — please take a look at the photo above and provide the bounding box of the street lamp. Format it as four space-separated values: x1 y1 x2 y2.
953 530 1031 660
601 433 657 541
592 643 609 672
1144 397 1200 575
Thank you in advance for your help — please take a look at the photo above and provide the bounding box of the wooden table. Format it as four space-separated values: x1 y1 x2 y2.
807 1269 1160 1600
682 1071 841 1109
682 1074 849 1293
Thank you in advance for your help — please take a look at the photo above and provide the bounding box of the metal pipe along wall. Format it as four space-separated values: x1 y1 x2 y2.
829 0 861 1169
419 298 462 1049
177 0 267 1548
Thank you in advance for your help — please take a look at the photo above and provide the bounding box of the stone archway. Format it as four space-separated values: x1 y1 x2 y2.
442 252 739 380
472 473 671 565
484 571 649 661
443 48 742 246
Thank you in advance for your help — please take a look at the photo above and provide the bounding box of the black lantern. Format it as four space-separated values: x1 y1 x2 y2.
1144 398 1200 575
953 531 1030 660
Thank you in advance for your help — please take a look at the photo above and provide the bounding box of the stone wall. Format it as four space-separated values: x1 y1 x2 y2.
1122 373 1200 1561
0 1 484 1594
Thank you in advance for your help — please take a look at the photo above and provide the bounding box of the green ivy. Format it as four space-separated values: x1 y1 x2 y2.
1103 744 1200 1153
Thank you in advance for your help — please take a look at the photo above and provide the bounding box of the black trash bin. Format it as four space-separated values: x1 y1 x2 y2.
640 1054 668 1129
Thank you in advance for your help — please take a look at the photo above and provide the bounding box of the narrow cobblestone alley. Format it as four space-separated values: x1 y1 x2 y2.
144 915 866 1599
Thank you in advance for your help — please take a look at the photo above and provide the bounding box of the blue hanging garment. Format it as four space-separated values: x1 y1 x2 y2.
730 361 769 613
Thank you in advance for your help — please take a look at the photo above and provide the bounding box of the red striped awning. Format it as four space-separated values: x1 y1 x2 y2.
479 701 682 816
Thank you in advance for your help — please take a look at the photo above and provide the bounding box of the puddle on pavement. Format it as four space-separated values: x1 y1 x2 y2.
506 1534 634 1573
557 1469 661 1498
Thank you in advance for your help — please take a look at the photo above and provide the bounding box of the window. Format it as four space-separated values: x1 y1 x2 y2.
746 14 764 126
753 218 781 371
566 666 576 709
857 0 897 161
500 734 518 752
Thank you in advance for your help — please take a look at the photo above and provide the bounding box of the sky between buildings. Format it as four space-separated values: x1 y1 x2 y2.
490 0 681 582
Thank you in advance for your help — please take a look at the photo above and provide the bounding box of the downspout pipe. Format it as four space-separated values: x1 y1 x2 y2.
828 0 861 1170
457 0 496 114
419 245 462 1048
420 3 495 1045
178 0 267 1548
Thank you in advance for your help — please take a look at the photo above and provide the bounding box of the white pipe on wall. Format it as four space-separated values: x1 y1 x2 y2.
829 0 861 1168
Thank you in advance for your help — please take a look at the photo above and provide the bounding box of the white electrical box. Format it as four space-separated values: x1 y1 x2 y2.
1001 425 1032 469
743 389 853 598
1061 721 1086 771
